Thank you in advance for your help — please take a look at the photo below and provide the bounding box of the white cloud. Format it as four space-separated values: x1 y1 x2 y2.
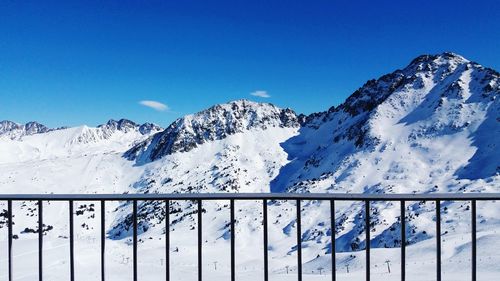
139 100 169 111
250 90 270 98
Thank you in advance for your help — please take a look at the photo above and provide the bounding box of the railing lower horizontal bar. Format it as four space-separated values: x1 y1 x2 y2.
0 193 498 201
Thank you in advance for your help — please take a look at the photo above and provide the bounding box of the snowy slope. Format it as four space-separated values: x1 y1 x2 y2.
0 119 162 164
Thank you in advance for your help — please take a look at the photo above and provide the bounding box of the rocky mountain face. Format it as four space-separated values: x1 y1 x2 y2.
124 99 302 163
98 119 162 136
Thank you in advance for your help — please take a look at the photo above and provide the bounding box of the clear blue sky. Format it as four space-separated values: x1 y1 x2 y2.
1 0 498 128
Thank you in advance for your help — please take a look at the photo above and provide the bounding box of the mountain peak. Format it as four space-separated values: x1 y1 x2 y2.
321 52 482 121
408 52 468 66
194 99 282 116
0 120 20 131
0 120 52 139
24 121 50 134
439 51 467 60
125 100 301 162
97 118 162 135
99 118 138 132
276 52 499 193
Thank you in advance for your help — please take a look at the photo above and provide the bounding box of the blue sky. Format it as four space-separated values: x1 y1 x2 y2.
1 0 499 128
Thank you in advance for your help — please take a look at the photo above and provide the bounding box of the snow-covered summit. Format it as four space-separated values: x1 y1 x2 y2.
125 99 301 163
98 118 162 135
274 51 499 193
0 120 54 140
265 52 499 252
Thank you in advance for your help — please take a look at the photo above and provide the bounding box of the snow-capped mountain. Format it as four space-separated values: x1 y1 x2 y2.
272 52 499 194
111 101 302 239
0 52 498 279
99 119 162 136
0 120 56 140
266 52 500 252
125 99 301 163
69 118 162 146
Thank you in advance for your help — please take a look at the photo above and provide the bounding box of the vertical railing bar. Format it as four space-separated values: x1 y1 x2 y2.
198 199 202 281
69 200 75 281
165 200 170 281
263 200 269 281
38 200 43 281
471 200 477 281
401 200 405 281
365 200 370 281
101 200 105 281
133 200 138 281
330 200 336 281
436 200 441 281
230 199 235 281
7 200 13 281
297 199 302 281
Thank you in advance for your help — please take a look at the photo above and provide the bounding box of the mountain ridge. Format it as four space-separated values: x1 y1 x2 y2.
124 99 302 163
0 120 56 140
0 118 163 140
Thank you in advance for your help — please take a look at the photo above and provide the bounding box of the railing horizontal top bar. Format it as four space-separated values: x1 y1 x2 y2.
0 193 498 201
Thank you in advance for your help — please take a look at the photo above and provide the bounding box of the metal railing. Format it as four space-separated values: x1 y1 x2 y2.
1 192 499 281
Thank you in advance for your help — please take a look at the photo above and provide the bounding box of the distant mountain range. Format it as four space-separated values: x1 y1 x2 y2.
0 52 498 266
0 120 55 140
0 118 161 141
